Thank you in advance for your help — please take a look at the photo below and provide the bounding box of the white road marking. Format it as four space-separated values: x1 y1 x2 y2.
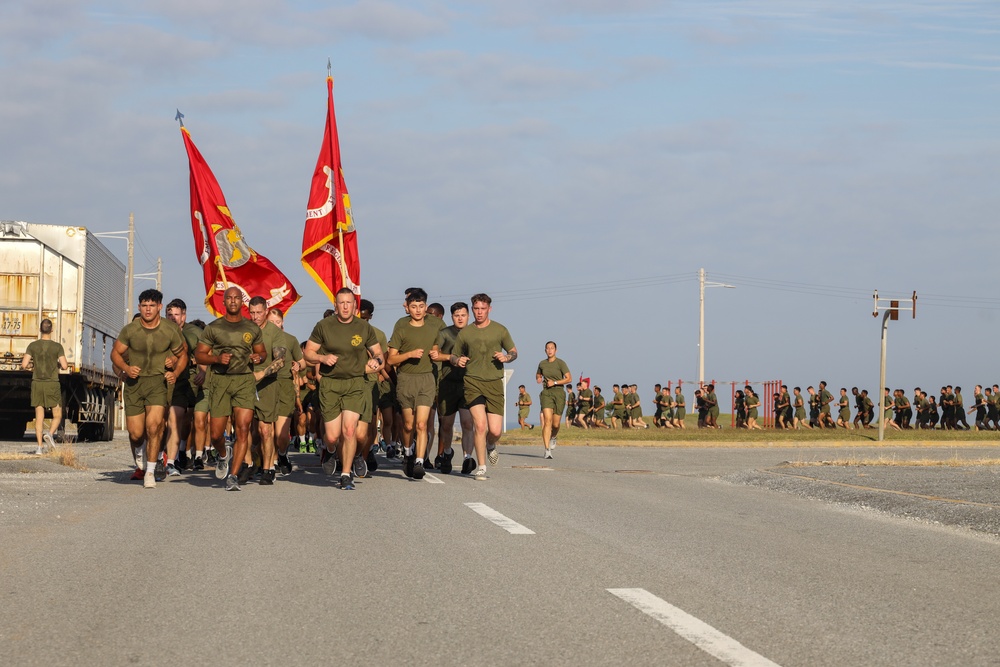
607 588 781 667
424 473 445 484
464 502 535 535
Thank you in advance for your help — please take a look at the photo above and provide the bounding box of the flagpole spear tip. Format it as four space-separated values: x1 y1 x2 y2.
327 58 332 77
175 109 185 127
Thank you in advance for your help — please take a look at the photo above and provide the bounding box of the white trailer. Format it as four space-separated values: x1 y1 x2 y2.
0 221 125 440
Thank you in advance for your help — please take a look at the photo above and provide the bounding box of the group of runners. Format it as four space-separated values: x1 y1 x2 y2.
101 286 517 490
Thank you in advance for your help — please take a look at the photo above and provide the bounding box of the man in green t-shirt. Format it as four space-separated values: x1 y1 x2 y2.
21 318 68 455
357 299 389 477
573 380 592 429
388 288 444 480
436 302 473 473
304 288 383 491
591 386 609 428
112 289 188 489
517 385 533 430
194 286 266 491
673 386 686 428
449 293 516 481
609 384 625 429
165 298 203 473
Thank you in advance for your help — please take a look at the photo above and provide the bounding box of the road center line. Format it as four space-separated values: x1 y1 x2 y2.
607 588 781 667
464 502 535 534
424 473 445 484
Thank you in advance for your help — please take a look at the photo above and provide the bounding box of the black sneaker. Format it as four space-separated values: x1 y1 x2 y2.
425 456 435 470
277 454 292 476
340 473 355 490
461 457 476 475
434 454 444 471
412 460 426 480
236 465 253 485
154 460 167 482
193 457 205 471
177 451 189 470
440 449 454 475
320 449 337 475
259 470 275 486
366 449 378 473
403 453 415 478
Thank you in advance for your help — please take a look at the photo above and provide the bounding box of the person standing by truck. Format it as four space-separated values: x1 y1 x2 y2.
21 318 68 455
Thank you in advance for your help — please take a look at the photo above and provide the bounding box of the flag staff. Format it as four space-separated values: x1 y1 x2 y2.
327 58 351 288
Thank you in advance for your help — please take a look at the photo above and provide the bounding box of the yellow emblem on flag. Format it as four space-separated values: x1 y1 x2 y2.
351 334 362 347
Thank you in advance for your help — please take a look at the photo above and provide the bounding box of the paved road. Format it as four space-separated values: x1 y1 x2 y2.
3 439 1000 666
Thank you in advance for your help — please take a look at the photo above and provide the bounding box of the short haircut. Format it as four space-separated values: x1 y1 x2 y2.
323 309 335 318
166 298 187 312
268 307 284 319
470 293 491 305
794 386 801 392
518 384 525 389
428 302 444 314
189 319 206 329
450 301 468 314
336 287 354 299
360 299 374 313
406 288 428 304
248 296 267 308
138 288 162 304
40 318 53 334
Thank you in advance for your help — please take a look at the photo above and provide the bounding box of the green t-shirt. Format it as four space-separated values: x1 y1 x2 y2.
452 320 515 381
308 315 378 379
388 316 445 375
578 388 593 410
438 324 465 383
536 357 570 386
25 339 65 381
674 393 685 410
180 323 203 384
199 316 263 376
367 325 387 383
274 329 303 387
255 321 285 388
517 392 532 407
592 393 605 413
613 391 626 414
117 318 186 378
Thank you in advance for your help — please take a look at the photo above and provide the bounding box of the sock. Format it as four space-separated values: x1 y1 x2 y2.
145 461 156 472
444 447 453 455
167 459 174 466
415 457 423 465
195 451 203 459
405 446 414 456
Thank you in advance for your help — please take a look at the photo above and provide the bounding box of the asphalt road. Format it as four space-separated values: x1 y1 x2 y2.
3 437 1000 666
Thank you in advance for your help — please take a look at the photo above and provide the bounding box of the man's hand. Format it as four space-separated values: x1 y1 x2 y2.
218 352 233 366
165 371 177 385
125 365 141 379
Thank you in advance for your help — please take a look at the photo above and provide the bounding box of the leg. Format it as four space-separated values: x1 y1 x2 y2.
259 420 276 470
34 405 45 451
49 405 63 441
229 407 254 477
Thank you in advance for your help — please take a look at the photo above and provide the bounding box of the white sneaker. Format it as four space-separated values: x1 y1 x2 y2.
549 438 556 450
487 446 499 466
474 467 488 481
544 449 552 459
143 472 156 489
43 433 55 451
132 447 144 469
35 447 44 456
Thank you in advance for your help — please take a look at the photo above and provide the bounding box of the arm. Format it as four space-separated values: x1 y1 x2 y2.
164 345 188 385
387 346 421 366
111 340 141 379
492 346 517 364
365 343 385 374
20 353 31 371
303 340 337 367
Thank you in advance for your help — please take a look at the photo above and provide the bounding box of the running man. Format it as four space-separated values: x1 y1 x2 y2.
387 288 445 480
194 286 266 491
21 318 68 455
536 341 571 459
303 288 383 490
111 289 188 489
435 302 474 474
516 385 533 430
450 293 516 480
164 298 202 473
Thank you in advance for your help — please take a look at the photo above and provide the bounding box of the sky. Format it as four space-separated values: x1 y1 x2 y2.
3 0 1000 415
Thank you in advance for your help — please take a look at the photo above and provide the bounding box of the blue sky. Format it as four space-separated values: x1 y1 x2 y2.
3 1 1000 411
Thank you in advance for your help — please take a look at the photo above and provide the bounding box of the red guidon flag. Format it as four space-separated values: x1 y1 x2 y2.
301 72 361 306
179 121 300 316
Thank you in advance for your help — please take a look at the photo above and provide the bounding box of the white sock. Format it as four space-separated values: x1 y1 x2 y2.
405 446 414 456
145 461 156 472
195 451 203 459
416 457 423 465
167 459 174 466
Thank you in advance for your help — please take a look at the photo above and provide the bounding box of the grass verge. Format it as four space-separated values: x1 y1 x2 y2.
0 445 86 470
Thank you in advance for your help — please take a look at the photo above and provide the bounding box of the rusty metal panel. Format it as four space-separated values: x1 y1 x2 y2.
62 261 78 312
41 247 61 311
0 274 39 309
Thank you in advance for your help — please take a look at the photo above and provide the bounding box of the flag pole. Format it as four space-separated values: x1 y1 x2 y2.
328 58 351 291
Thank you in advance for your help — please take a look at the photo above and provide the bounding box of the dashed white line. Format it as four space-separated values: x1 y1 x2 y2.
607 588 781 667
424 473 445 484
464 502 535 534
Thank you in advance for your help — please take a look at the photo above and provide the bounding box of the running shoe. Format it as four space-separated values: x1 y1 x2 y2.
353 454 368 479
132 447 144 469
549 437 556 450
366 449 378 473
487 445 499 466
544 449 553 459
154 460 167 482
130 467 144 481
177 451 189 470
225 475 240 491
215 446 231 480
385 444 398 460
320 448 337 475
339 473 355 490
277 454 292 476
165 463 180 477
237 465 254 485
412 460 425 480
43 433 55 451
193 457 205 471
35 447 44 456
440 449 454 475
473 467 488 481
461 457 476 475
433 454 444 472
143 471 156 488
206 449 218 465
424 456 435 470
403 453 415 478
259 470 275 486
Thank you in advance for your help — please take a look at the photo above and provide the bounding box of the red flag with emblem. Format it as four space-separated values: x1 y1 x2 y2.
180 124 300 317
301 72 361 306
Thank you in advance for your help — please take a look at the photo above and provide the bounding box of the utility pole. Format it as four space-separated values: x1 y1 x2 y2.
872 290 917 442
698 268 735 385
127 212 135 319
